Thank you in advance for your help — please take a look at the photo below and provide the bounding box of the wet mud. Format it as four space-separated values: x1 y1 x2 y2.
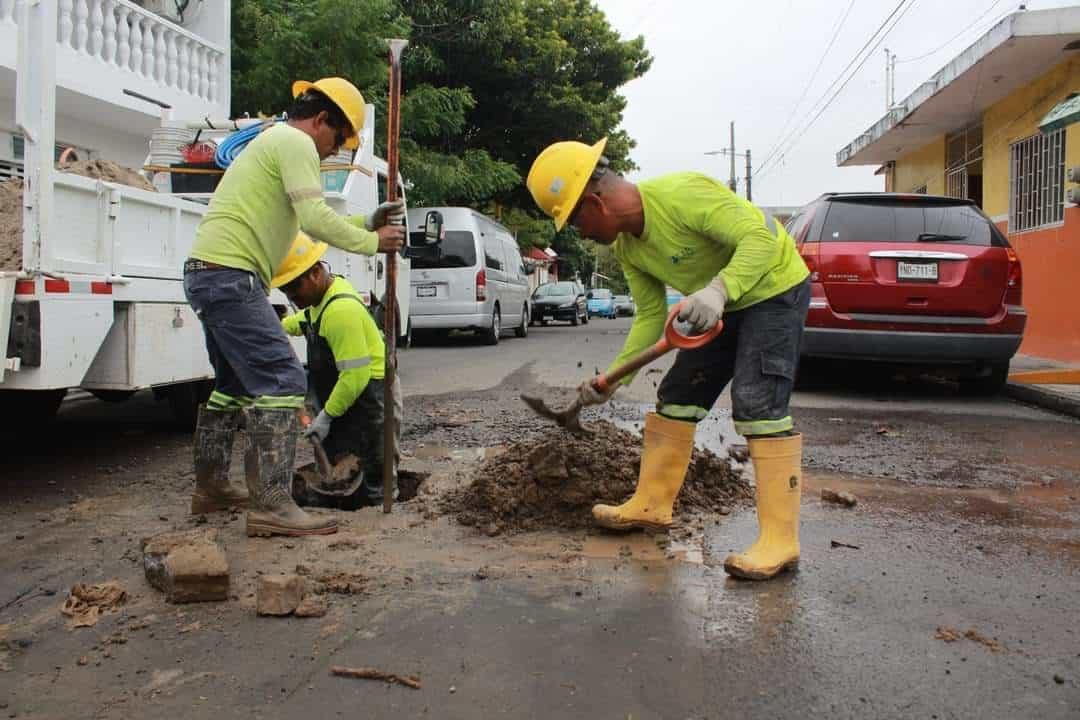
443 421 751 535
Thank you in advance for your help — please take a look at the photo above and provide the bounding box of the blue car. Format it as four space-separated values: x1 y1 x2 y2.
587 288 617 318
666 288 685 308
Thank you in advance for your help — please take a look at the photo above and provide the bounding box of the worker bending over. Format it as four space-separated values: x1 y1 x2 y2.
527 139 810 580
274 233 398 510
184 76 405 537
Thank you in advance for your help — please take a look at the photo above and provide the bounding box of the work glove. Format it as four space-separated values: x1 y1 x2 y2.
365 200 406 231
578 378 616 407
679 278 728 333
303 409 334 443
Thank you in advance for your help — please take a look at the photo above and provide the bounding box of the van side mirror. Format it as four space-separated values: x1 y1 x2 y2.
586 291 594 300
423 211 443 246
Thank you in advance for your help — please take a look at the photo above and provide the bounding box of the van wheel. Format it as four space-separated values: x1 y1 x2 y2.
514 306 528 338
165 379 214 430
483 307 501 345
582 310 589 325
400 319 412 349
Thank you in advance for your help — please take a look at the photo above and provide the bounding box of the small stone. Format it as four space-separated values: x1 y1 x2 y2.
294 595 328 618
1054 674 1065 684
256 574 307 616
141 529 229 603
14 535 23 541
821 488 857 508
77 656 89 666
449 686 456 694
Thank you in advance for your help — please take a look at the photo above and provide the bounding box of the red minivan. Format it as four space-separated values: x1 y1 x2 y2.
788 193 1026 393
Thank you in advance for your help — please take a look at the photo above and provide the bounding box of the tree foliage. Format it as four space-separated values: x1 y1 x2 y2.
231 0 652 278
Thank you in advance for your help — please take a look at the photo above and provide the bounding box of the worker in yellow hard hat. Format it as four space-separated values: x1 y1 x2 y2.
527 139 811 581
274 232 400 510
183 76 406 537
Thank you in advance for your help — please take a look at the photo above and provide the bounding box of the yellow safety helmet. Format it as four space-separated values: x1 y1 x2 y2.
272 232 328 288
526 138 608 231
292 77 365 150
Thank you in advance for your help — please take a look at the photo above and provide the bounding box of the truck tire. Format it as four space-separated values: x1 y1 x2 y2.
165 380 213 430
571 309 580 326
483 306 501 346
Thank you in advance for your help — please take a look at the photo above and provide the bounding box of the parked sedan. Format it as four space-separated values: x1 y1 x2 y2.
530 281 589 326
587 288 617 318
790 192 1025 394
614 294 636 316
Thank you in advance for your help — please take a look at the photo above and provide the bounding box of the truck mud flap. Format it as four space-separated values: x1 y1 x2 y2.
7 300 42 368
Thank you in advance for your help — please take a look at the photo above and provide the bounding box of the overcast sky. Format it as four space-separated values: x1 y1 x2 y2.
593 0 1074 208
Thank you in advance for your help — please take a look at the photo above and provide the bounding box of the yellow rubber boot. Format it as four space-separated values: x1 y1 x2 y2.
724 433 802 580
592 413 696 532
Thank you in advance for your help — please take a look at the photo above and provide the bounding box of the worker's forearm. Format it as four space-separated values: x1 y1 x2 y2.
324 366 371 418
606 312 665 385
294 198 379 256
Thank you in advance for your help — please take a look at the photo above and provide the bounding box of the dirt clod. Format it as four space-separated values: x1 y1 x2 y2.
443 422 750 535
312 572 368 596
141 528 229 604
256 574 307 616
61 581 126 629
821 488 858 508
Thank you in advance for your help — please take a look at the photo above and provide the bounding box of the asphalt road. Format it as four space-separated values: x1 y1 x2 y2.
0 316 1078 719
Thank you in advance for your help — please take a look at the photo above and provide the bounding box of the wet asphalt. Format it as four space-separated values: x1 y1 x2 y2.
0 317 1078 719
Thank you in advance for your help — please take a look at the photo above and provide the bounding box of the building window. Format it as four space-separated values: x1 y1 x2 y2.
1009 129 1066 233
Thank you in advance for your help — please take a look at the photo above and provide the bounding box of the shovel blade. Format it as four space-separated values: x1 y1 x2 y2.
520 393 587 434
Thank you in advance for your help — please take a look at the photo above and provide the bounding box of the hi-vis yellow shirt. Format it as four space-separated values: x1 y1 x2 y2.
190 123 378 287
610 172 809 376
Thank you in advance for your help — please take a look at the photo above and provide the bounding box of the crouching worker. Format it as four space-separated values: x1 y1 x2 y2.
273 232 398 509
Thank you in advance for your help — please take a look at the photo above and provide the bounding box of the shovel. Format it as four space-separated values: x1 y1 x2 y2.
299 411 335 483
521 302 723 433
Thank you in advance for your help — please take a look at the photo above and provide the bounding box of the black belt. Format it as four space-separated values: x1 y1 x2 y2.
183 259 228 273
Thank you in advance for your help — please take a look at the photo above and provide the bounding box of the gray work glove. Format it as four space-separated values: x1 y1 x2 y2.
303 409 333 443
679 278 728 332
365 200 406 231
578 379 616 407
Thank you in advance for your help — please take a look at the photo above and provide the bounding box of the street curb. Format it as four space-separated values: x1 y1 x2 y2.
1004 382 1080 420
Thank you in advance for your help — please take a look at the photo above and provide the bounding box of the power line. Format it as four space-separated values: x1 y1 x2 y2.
754 0 916 177
765 0 857 162
755 0 920 181
895 0 1006 63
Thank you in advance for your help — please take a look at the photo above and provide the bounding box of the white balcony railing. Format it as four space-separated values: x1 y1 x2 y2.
1 0 224 104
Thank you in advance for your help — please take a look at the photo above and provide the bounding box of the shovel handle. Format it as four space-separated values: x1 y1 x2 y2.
592 303 723 393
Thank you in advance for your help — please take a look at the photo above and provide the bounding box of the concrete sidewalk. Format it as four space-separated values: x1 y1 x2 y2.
1005 354 1080 420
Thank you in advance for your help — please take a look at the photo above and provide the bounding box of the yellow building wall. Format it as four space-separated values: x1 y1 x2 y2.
892 137 946 194
983 55 1080 219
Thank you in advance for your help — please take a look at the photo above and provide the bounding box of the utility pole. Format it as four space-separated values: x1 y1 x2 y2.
705 143 753 201
884 47 891 111
729 121 737 192
745 148 752 202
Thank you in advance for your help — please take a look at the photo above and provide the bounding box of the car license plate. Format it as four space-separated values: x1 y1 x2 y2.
417 285 437 298
897 261 938 282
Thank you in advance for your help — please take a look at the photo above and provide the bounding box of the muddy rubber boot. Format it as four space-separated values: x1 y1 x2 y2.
190 405 249 514
243 408 338 537
592 413 696 532
724 433 802 580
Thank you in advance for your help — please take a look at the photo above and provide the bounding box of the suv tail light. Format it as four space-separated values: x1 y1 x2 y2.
476 268 487 301
800 241 820 282
1005 247 1022 306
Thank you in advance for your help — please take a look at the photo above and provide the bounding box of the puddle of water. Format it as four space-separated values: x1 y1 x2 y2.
412 446 504 462
582 533 703 565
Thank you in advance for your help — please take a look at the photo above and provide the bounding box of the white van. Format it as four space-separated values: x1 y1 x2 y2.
406 207 531 345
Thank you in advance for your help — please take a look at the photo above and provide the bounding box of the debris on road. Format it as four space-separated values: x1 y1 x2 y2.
312 572 368 596
445 421 749 535
331 665 422 689
830 540 860 550
935 626 1008 652
256 574 307 616
60 581 126 629
821 488 858 507
935 627 962 642
295 595 329 618
141 528 229 603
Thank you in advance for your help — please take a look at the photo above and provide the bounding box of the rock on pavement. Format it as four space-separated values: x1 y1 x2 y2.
256 574 308 616
141 528 229 603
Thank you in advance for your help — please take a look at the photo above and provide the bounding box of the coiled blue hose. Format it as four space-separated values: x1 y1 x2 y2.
214 118 282 169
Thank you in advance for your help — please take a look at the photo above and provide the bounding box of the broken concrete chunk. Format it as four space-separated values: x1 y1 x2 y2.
821 488 858 508
256 574 307 616
294 595 328 618
141 529 229 603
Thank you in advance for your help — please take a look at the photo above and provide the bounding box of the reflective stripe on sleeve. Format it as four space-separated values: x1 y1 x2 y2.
336 356 372 371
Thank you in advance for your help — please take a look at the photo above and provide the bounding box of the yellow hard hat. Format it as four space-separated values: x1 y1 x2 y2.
272 232 328 288
292 77 365 150
526 138 607 231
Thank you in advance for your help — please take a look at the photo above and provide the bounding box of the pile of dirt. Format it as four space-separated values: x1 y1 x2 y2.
444 421 751 535
0 160 155 270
